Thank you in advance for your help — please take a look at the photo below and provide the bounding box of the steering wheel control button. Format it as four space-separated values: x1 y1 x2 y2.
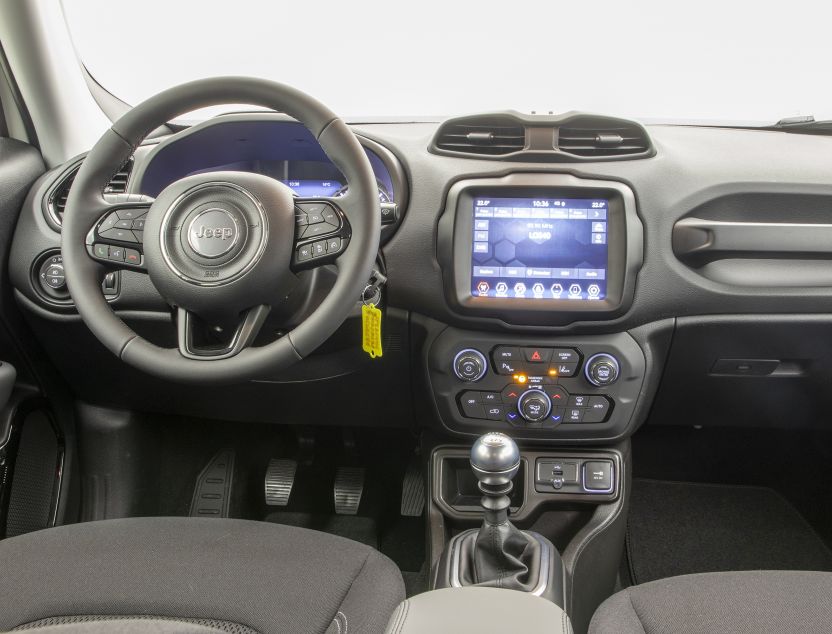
124 249 142 266
187 208 240 259
322 207 339 226
459 392 485 419
297 244 313 261
517 390 552 423
585 353 621 386
453 349 488 382
116 208 146 220
108 246 126 262
100 213 119 232
583 461 614 492
492 346 523 375
325 237 342 254
93 244 109 259
99 227 138 243
312 240 327 257
132 218 146 231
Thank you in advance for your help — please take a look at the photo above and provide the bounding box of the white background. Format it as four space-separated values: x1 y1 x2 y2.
62 0 832 123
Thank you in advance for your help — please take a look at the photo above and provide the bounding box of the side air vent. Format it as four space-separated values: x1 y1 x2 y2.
46 158 134 226
557 117 651 158
433 117 526 156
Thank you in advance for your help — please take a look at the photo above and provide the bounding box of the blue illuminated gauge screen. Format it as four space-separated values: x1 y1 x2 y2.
281 179 343 197
470 197 609 301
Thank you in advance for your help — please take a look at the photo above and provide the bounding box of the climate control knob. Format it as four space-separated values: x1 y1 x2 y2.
453 349 488 382
517 390 552 423
585 353 620 387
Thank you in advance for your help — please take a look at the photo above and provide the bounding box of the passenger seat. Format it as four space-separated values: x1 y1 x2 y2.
590 570 832 633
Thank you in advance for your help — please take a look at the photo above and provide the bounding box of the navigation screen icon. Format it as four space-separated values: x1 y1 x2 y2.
495 282 508 296
587 283 600 298
568 283 582 297
513 282 527 297
551 283 563 297
532 283 545 297
476 281 490 296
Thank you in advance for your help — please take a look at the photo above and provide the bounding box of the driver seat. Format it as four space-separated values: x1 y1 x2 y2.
0 517 405 633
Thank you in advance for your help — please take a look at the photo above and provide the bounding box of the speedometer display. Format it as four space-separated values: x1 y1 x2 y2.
281 180 343 197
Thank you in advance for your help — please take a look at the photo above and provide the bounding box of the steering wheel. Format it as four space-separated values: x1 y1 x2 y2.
61 78 381 383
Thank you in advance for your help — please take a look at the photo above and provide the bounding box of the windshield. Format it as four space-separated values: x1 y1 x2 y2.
62 0 830 125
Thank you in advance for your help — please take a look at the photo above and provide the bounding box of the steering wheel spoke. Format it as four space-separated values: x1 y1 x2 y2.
177 304 271 360
291 197 351 271
85 196 154 271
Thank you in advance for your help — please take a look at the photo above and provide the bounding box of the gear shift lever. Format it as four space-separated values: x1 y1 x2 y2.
470 432 520 525
434 432 565 606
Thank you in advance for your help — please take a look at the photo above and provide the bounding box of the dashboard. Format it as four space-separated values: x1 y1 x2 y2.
10 109 832 444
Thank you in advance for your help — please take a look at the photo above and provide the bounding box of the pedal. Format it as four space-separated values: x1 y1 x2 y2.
334 466 365 515
189 449 235 518
400 457 425 517
264 458 297 507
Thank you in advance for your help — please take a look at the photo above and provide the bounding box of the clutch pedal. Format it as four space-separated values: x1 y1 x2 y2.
334 467 365 515
264 458 297 507
189 449 235 518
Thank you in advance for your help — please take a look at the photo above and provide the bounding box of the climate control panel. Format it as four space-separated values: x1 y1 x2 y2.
427 328 646 440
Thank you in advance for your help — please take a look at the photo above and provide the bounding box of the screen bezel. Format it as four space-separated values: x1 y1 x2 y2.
440 174 642 325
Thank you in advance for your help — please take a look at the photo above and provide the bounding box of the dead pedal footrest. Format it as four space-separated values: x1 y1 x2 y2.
264 458 298 507
334 467 365 515
400 458 425 517
189 449 235 518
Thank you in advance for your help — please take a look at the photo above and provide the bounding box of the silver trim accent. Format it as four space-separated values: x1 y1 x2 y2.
449 530 551 597
186 208 240 258
581 460 615 494
159 181 269 287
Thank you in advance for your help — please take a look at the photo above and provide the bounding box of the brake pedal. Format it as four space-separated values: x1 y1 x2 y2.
334 467 365 515
264 458 297 507
400 458 425 517
189 449 235 518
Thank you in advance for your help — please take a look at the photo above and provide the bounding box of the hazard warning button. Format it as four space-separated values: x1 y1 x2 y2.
523 347 552 364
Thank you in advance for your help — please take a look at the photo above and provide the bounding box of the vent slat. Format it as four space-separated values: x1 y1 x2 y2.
49 158 133 225
557 118 650 158
435 118 525 156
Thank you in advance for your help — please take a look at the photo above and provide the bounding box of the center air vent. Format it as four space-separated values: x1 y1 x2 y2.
557 117 651 158
46 157 134 227
434 117 526 156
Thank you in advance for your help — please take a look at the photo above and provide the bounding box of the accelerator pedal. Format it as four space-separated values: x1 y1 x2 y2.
334 467 365 515
264 458 298 507
400 457 425 517
189 448 235 518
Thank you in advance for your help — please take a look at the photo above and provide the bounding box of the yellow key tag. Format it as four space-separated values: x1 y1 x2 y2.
362 303 383 359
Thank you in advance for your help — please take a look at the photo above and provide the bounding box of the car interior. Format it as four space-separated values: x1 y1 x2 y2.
1 2 832 633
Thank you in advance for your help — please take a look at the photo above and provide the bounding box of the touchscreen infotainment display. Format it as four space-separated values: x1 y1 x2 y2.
470 197 609 300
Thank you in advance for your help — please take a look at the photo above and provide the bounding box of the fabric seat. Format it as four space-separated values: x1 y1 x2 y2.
0 517 405 634
589 570 832 634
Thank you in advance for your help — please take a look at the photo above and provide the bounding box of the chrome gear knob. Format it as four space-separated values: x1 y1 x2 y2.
470 432 520 486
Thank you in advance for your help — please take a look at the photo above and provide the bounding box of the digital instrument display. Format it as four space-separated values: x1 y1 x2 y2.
281 179 343 197
470 197 609 300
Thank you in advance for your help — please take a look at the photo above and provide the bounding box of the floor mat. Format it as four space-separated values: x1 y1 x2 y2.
265 512 378 548
627 479 832 585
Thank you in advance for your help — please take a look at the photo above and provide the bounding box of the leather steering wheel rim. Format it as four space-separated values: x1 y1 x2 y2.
62 77 380 384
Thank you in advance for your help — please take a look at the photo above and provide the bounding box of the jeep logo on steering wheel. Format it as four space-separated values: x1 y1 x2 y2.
187 208 240 259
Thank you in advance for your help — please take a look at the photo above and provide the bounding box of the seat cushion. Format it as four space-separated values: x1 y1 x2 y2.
0 517 405 634
589 570 832 634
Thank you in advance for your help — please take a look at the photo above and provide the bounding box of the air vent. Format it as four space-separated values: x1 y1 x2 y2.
557 118 651 158
47 158 134 226
434 118 525 156
104 157 133 193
